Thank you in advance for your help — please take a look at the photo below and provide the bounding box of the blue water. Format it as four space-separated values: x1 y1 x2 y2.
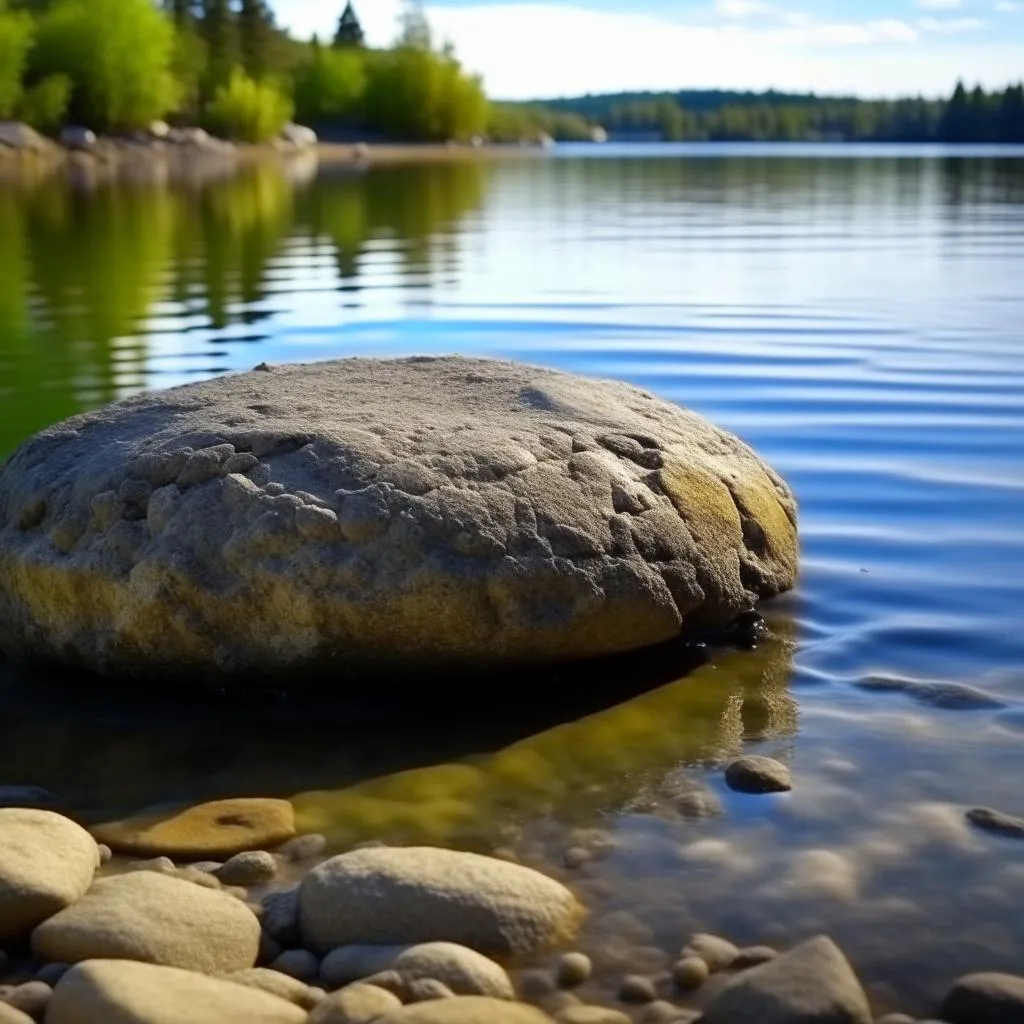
2 145 1024 1014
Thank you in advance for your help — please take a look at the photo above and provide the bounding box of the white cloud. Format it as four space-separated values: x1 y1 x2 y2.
917 0 962 8
918 15 986 30
273 0 1023 100
995 0 1020 11
715 0 771 17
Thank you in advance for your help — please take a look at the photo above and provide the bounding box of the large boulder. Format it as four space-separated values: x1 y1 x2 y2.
0 357 797 680
0 809 99 944
298 846 581 955
699 935 871 1024
32 871 260 974
939 972 1024 1024
47 960 307 1024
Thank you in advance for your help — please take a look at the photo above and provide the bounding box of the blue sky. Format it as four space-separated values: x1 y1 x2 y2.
274 0 1024 100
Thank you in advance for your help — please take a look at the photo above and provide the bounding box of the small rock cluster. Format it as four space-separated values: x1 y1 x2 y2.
2 793 1023 1024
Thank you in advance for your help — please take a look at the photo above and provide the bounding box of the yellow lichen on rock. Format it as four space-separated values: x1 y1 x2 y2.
91 797 295 859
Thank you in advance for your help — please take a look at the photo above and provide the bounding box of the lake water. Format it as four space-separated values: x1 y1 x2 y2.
2 143 1024 1015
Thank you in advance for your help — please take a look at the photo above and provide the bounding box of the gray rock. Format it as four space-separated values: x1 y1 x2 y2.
0 357 797 680
700 935 871 1024
0 123 48 152
940 971 1024 1024
555 953 592 988
966 807 1024 839
619 976 658 1004
310 983 404 1024
263 889 300 946
216 850 279 886
271 949 321 982
278 834 328 862
46 960 306 1023
34 963 70 987
58 127 96 151
733 946 778 968
854 675 1004 710
724 756 792 794
32 871 260 974
375 998 554 1024
0 810 99 944
96 845 113 865
680 934 739 973
393 943 513 998
0 787 57 810
320 946 407 990
299 847 581 956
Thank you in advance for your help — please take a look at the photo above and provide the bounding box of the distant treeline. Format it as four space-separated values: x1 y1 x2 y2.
509 83 1024 143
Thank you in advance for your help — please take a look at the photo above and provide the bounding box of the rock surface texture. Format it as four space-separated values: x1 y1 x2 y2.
299 846 581 955
699 935 872 1024
0 357 797 679
31 871 260 974
939 971 1024 1024
0 809 99 944
46 960 307 1024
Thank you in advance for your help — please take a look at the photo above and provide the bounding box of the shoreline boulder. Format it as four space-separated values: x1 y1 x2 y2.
0 356 797 680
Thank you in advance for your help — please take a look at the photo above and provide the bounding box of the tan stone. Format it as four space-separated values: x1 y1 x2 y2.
46 960 306 1023
90 798 295 858
377 997 554 1024
32 871 260 974
227 967 324 1009
310 983 404 1024
0 810 99 944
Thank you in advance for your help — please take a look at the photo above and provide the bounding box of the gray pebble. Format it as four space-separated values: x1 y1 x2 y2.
733 946 778 969
966 807 1024 839
641 1001 698 1024
278 834 328 863
126 856 175 874
215 850 278 887
619 975 658 1004
563 847 592 870
519 970 558 1003
33 964 70 988
3 980 52 1017
406 979 456 1003
540 991 582 1015
556 953 592 988
672 957 709 991
96 845 113 866
724 755 792 794
271 949 321 982
262 889 300 946
259 933 283 965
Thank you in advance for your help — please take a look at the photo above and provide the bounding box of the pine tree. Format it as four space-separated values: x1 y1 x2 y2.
398 0 430 49
333 1 364 47
940 81 971 142
238 0 274 79
200 0 235 90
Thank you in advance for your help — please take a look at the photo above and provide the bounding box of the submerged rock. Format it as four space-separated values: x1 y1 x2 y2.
966 806 1024 839
940 972 1024 1024
699 935 871 1024
0 357 797 680
91 798 295 859
724 755 792 794
0 809 99 944
299 846 581 956
854 675 1004 711
47 960 306 1024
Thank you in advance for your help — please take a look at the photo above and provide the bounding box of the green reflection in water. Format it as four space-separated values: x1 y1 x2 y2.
0 160 487 461
290 623 796 851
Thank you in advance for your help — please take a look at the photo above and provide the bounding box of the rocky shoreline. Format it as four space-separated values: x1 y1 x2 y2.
2 762 1022 1024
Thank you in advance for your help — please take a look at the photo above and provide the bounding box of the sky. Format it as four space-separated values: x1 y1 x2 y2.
274 0 1024 100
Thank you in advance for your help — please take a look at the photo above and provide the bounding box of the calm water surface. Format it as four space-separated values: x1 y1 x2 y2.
2 144 1024 1014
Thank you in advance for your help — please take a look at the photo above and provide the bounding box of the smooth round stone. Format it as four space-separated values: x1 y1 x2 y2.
672 957 710 991
228 968 324 1010
0 1004 33 1024
619 975 658 1004
215 851 279 887
91 798 295 859
310 983 404 1024
556 1007 632 1024
33 964 70 988
262 889 300 947
724 756 793 795
555 953 592 988
940 971 1024 1024
0 357 797 680
732 946 778 969
278 834 328 863
2 980 52 1017
271 950 321 982
966 807 1024 839
407 980 457 1003
679 935 739 973
392 943 514 999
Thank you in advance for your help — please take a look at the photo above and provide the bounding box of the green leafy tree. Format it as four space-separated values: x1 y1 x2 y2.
0 3 33 118
205 68 292 142
17 73 69 129
334 1 364 48
31 0 179 131
293 38 366 124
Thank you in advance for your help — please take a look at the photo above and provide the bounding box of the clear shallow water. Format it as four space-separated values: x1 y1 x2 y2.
2 145 1024 1015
